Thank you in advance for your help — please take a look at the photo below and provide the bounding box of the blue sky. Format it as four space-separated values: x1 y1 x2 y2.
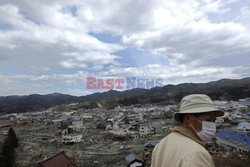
0 0 250 96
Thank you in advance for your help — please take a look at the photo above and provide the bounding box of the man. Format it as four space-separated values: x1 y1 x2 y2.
151 94 224 167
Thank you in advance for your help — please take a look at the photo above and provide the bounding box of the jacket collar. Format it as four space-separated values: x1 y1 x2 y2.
170 126 205 146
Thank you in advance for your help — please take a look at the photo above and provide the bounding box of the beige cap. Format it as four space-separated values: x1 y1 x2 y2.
174 94 224 122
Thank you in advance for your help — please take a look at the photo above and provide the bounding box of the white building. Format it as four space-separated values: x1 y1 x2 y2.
237 122 250 134
62 135 82 144
239 98 250 107
81 113 93 119
139 126 155 137
68 120 84 131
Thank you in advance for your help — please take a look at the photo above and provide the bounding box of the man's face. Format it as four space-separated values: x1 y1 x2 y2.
189 112 217 132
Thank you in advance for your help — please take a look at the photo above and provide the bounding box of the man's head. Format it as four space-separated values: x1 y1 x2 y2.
181 112 217 137
174 94 224 141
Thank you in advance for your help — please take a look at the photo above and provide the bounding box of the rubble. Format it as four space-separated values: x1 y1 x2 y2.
0 100 249 166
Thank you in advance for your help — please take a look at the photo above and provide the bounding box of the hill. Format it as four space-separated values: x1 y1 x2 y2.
0 77 250 114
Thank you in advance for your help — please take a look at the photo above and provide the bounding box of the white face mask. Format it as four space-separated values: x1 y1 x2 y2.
190 116 216 142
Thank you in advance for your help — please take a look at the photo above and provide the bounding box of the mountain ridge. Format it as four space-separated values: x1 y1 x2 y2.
0 77 250 114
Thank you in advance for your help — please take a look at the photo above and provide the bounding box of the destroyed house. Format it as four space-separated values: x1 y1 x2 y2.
127 115 138 124
61 121 70 129
119 116 130 124
143 140 158 150
38 151 77 167
125 153 144 167
216 130 250 152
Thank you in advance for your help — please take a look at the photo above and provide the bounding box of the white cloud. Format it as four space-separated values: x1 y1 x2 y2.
0 0 249 95
98 64 238 80
0 71 88 95
0 2 124 74
200 0 231 14
237 6 250 28
122 20 250 67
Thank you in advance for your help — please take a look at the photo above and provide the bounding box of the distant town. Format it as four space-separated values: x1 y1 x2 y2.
0 97 250 166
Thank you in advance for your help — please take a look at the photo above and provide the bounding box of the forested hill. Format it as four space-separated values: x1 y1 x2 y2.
0 77 250 114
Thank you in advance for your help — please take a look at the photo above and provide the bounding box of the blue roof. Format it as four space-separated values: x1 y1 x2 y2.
216 130 250 149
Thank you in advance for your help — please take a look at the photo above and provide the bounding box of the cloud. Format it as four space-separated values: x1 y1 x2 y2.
0 71 88 95
0 0 249 95
0 3 124 74
97 63 239 81
237 6 250 28
200 0 231 14
123 21 250 67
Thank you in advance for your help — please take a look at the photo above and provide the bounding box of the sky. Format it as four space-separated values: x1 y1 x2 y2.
0 0 250 96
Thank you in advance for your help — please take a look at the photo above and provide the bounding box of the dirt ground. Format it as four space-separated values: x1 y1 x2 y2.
212 153 250 167
8 119 165 167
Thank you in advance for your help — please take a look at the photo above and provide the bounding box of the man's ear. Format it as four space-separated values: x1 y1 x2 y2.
185 114 194 124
